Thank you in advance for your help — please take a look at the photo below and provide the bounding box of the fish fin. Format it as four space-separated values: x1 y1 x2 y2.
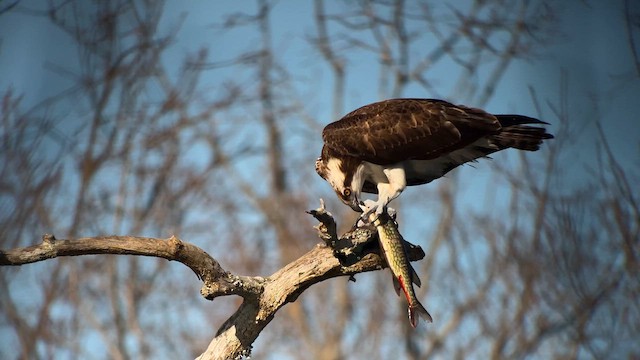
410 264 422 288
408 301 433 328
397 275 411 304
392 273 401 297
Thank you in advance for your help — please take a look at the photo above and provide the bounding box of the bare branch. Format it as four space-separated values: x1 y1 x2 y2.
0 234 226 284
198 203 425 360
1 203 426 360
624 0 640 76
311 0 345 118
0 0 18 16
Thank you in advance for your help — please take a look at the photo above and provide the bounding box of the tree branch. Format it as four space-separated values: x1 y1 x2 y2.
198 200 425 359
0 201 425 360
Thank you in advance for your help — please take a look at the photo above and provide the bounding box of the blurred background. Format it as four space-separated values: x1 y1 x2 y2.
1 0 638 359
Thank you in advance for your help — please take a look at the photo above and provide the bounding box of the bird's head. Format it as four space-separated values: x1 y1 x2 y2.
316 156 363 212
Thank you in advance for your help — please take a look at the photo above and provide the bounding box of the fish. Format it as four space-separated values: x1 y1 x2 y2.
372 213 433 327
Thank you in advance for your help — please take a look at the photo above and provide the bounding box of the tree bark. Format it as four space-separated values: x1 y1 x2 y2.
1 202 425 360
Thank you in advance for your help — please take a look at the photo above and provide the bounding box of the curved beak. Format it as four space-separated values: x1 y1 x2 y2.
349 196 363 213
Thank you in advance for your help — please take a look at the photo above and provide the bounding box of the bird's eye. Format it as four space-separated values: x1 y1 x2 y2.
343 188 351 197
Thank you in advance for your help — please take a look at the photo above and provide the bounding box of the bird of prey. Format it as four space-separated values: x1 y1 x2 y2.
315 98 553 215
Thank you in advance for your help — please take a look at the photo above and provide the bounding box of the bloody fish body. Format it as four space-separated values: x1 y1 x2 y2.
373 213 433 327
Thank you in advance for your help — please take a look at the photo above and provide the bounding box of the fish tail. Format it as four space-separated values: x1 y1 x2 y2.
408 301 433 328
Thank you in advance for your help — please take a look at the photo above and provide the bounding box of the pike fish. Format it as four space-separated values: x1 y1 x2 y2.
372 213 433 327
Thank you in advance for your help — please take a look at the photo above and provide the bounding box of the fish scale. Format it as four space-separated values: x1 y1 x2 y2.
372 213 433 328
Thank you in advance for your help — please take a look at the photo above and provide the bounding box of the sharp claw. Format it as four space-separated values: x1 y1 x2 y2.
364 207 376 218
355 199 393 226
361 201 379 223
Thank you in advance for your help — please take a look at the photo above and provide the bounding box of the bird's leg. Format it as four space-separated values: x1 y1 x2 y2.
361 167 406 217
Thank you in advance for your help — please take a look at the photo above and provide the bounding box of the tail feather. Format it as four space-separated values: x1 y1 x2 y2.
494 115 554 151
408 301 433 328
496 114 549 126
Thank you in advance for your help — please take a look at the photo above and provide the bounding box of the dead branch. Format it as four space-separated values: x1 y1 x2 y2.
1 201 425 360
199 200 425 360
0 234 257 298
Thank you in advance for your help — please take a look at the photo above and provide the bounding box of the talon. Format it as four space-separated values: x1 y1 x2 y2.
362 207 375 219
358 202 369 213
351 216 367 229
358 202 374 222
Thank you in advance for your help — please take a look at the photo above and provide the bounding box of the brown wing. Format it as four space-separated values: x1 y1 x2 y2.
322 98 501 165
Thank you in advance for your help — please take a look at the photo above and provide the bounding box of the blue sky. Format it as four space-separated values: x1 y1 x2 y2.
2 1 637 169
1 0 639 358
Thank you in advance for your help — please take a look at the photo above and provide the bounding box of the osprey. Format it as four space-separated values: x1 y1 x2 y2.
315 98 553 215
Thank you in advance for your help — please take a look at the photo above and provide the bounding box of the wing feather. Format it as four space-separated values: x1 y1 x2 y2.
322 99 500 165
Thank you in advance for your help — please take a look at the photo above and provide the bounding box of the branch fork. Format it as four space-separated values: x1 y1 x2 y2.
1 200 425 360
